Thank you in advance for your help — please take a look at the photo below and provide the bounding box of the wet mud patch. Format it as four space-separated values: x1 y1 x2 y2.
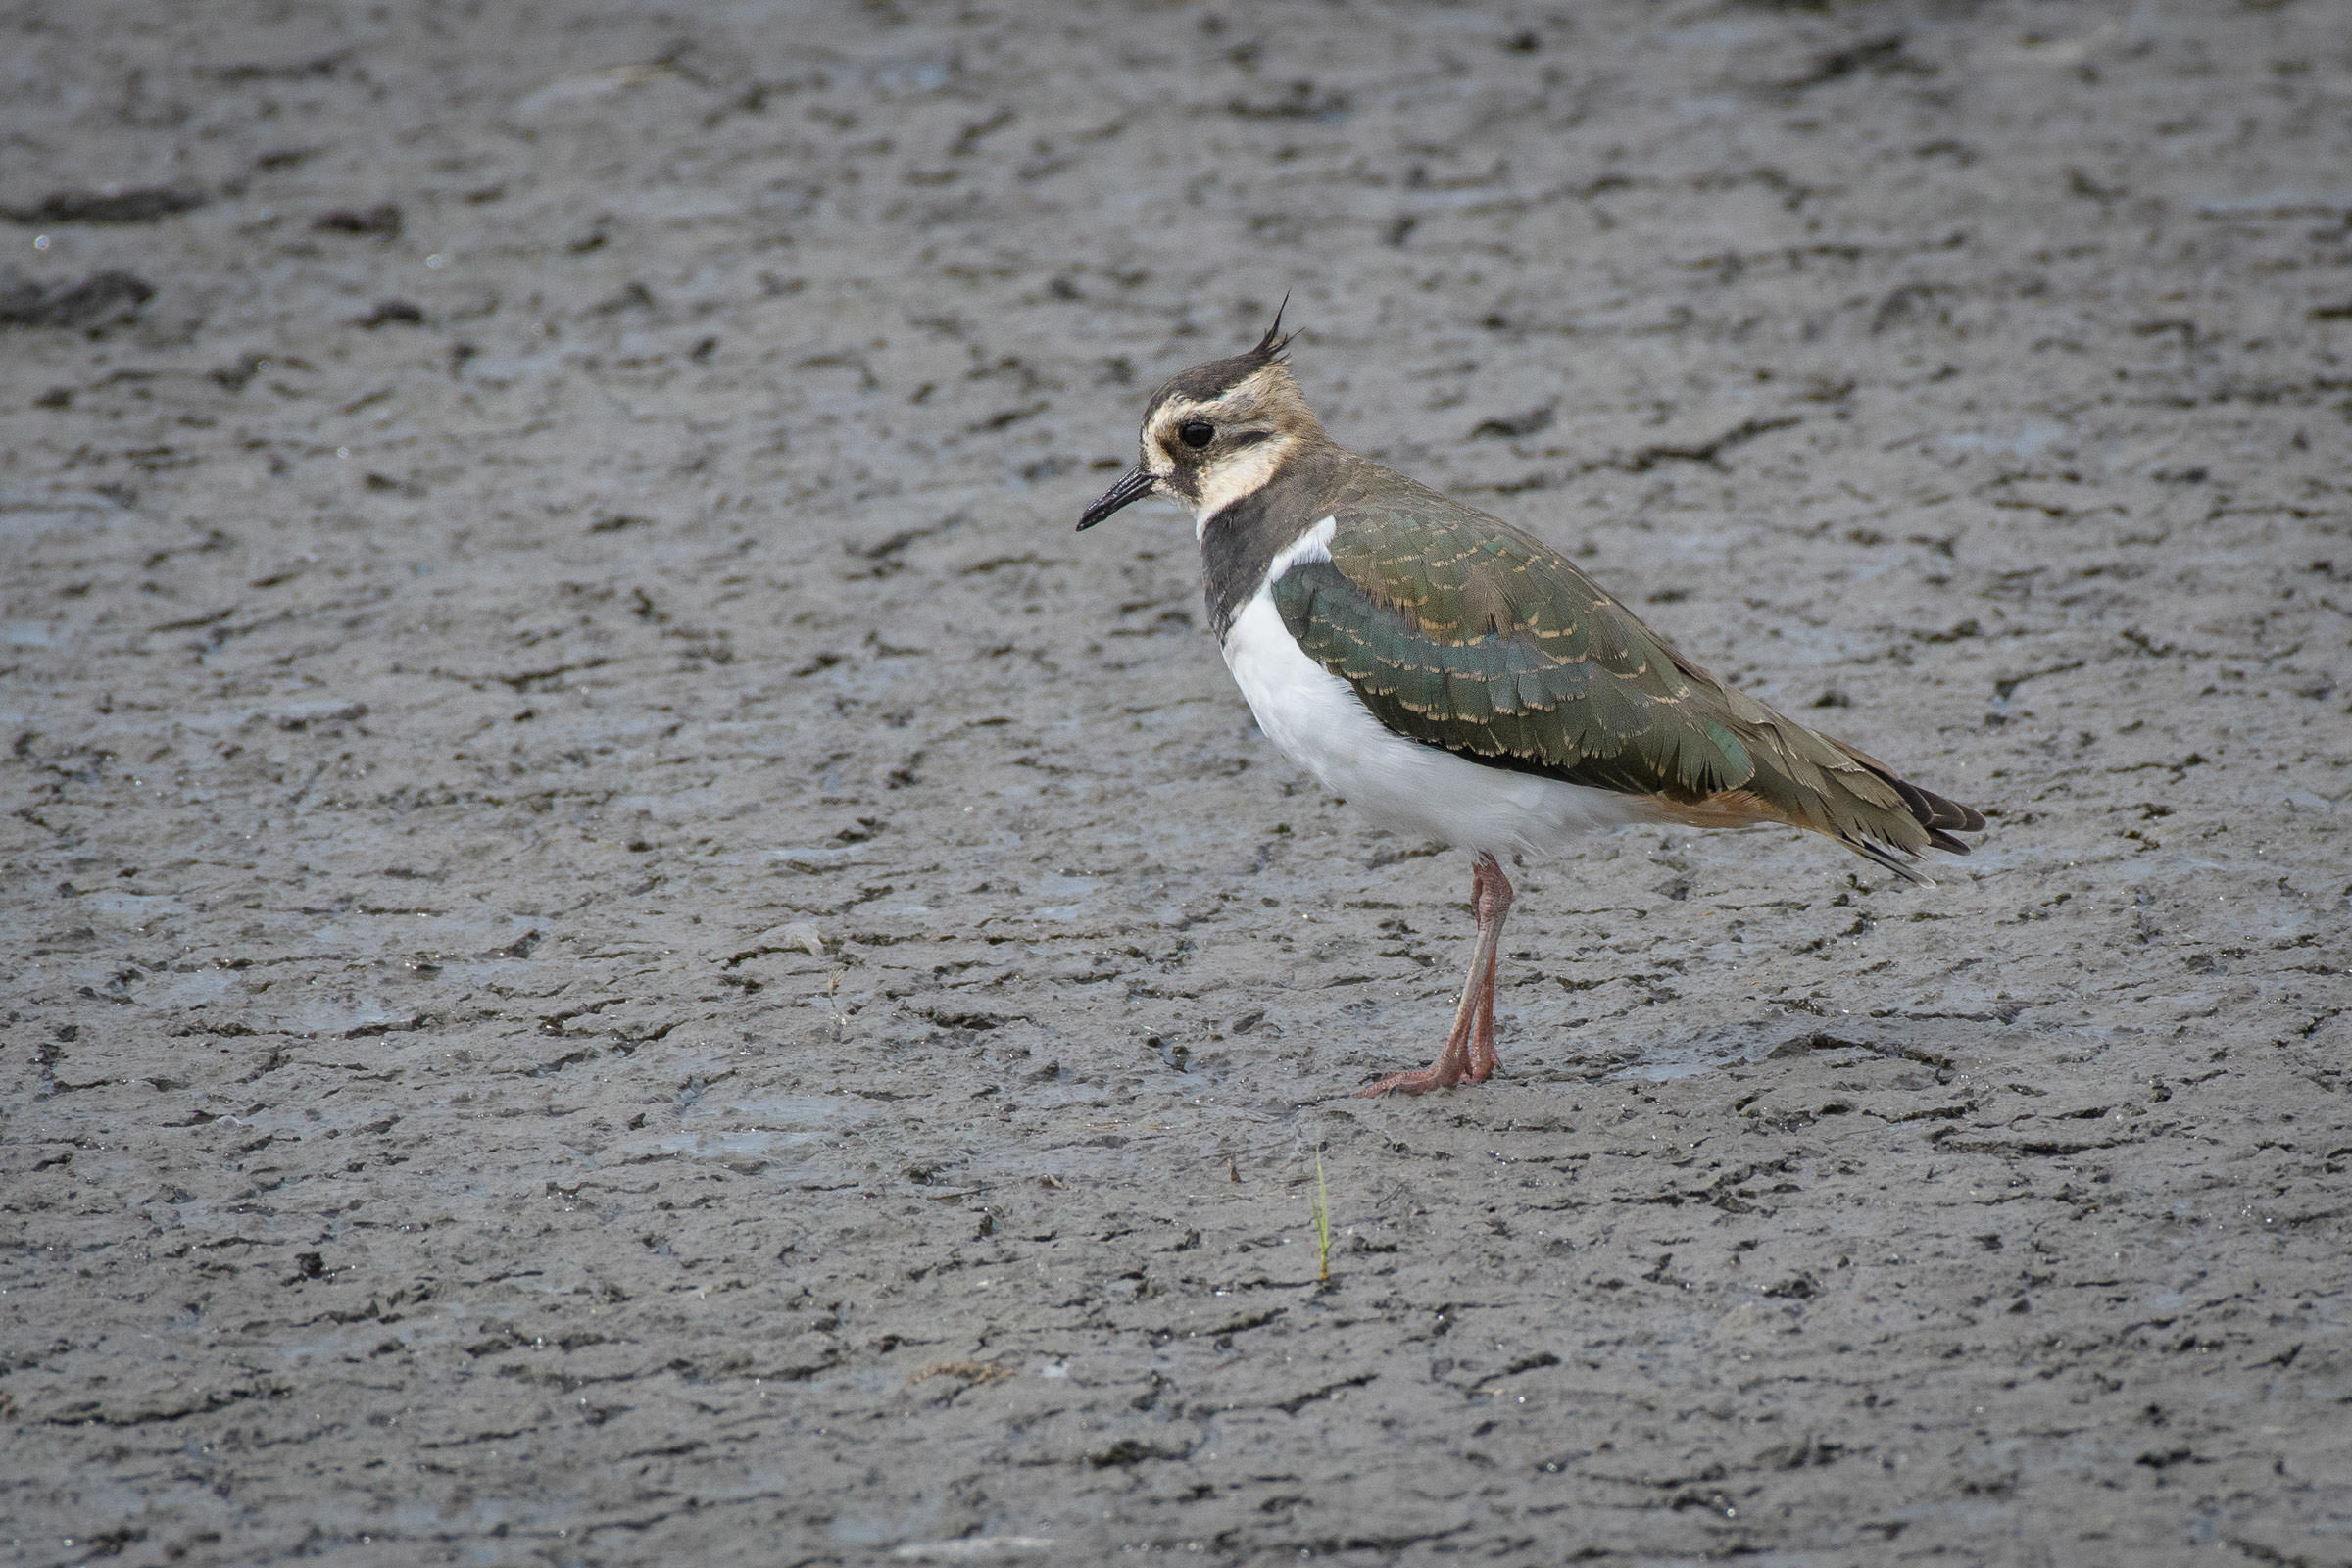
3 2 2350 1564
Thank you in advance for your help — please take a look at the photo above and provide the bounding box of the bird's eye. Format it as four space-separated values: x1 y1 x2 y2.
1177 420 1214 449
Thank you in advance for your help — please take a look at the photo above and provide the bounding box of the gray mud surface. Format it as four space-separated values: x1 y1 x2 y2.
5 4 2351 1564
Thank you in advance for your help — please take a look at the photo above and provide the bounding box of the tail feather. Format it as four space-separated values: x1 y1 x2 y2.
1846 836 1937 886
1635 680 1986 877
1872 767 1984 857
1725 712 1985 879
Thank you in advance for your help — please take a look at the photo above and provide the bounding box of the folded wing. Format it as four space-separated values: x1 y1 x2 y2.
1272 497 1983 879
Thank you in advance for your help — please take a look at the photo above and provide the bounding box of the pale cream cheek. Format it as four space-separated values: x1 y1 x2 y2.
1189 436 1296 532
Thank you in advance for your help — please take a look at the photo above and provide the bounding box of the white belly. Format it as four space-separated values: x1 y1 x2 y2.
1219 587 1645 858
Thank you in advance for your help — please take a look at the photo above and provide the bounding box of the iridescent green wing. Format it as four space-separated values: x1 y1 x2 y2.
1269 486 1967 871
1270 499 1763 803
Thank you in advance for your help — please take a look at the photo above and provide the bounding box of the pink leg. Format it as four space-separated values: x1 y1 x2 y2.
1357 853 1515 1097
1464 856 1512 1083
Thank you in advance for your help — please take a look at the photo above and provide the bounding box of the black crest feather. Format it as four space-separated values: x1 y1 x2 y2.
1250 292 1297 363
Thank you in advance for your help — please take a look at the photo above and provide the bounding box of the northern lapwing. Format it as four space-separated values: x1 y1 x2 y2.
1078 316 1984 1097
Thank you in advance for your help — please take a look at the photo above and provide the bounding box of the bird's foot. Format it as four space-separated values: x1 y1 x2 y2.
1465 1019 1499 1083
1354 1062 1458 1100
1355 1056 1475 1097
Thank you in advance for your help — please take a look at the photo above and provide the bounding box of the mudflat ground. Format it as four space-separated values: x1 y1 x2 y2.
4 3 2350 1564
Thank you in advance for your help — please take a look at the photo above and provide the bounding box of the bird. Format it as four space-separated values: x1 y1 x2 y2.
1077 312 1984 1097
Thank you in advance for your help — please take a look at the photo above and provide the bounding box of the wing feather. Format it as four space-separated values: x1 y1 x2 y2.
1267 492 1980 870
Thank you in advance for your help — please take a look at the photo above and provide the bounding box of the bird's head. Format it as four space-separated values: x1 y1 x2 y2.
1078 305 1327 533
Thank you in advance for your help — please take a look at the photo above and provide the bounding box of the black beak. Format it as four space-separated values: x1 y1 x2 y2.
1076 466 1155 532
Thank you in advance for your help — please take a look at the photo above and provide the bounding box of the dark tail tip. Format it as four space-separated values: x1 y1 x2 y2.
1883 772 1985 851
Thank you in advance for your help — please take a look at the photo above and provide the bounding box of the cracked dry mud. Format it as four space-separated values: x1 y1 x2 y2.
3 4 2349 1565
